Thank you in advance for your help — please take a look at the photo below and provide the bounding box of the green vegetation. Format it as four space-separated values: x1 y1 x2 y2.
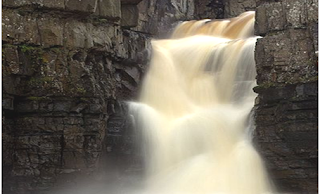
37 55 49 64
20 44 37 53
28 77 53 86
27 96 49 101
308 76 318 82
99 19 108 23
80 97 90 102
18 44 52 65
253 82 277 90
254 76 318 91
19 44 47 66
3 44 64 66
76 87 87 94
92 17 112 26
51 47 62 54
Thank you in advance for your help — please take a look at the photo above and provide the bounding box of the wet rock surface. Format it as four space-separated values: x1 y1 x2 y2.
254 0 318 193
2 0 225 193
2 1 147 193
2 0 318 193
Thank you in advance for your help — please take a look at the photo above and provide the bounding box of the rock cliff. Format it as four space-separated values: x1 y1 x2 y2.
254 0 318 193
2 0 225 193
2 0 318 193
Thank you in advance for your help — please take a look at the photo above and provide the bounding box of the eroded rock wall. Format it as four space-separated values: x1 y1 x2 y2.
2 1 148 193
2 0 224 193
254 0 318 193
3 0 317 193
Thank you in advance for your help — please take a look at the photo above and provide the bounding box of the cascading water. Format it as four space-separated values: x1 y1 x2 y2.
129 11 274 194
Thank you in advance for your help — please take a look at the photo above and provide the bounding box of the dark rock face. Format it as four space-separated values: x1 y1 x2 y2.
254 0 318 193
224 0 256 17
2 1 147 193
193 0 225 19
2 0 225 193
3 0 317 193
130 0 196 37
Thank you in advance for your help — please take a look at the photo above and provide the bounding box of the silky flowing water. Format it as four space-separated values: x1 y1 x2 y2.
128 11 274 194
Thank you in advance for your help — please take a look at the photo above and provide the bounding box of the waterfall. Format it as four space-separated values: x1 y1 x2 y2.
129 11 274 194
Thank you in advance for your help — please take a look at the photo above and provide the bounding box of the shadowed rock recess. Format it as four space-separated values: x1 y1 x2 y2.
2 0 317 193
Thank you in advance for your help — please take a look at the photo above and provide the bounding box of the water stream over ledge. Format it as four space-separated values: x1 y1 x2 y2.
48 11 276 194
127 11 275 194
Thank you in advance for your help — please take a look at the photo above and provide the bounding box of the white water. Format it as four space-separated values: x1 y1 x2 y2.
129 11 274 194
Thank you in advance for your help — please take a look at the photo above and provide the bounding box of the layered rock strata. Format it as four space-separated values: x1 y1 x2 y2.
2 0 224 193
254 0 318 193
3 0 318 193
